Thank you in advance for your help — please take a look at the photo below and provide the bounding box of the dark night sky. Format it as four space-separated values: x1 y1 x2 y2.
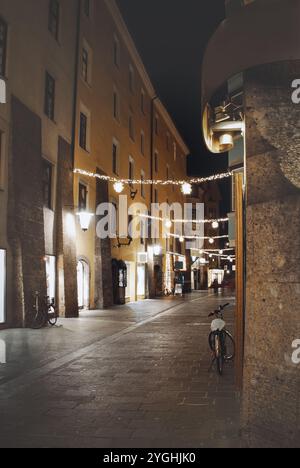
116 0 226 177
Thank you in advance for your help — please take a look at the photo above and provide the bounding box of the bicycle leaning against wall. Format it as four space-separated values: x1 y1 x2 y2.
30 291 58 329
208 303 235 376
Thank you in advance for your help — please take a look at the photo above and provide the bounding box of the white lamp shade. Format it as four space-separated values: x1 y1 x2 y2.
219 133 234 152
77 212 94 231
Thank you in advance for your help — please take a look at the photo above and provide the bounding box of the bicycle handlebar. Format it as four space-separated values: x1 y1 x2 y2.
208 303 230 318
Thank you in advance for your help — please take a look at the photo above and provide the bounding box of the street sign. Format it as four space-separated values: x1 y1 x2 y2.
0 79 6 103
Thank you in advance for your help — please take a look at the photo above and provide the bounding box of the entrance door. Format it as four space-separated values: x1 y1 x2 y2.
137 264 145 298
77 260 90 309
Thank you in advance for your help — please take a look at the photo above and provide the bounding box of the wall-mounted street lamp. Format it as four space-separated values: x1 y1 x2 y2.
76 212 94 232
116 235 133 248
202 101 244 154
129 183 138 200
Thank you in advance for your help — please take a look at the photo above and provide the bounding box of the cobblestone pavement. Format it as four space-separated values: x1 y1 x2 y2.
0 292 241 448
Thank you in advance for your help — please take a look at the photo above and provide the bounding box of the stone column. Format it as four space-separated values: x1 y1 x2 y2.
7 97 47 327
94 169 113 309
242 61 300 447
56 137 78 318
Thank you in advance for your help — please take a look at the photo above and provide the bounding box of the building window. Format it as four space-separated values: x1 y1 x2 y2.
141 170 145 198
113 36 120 67
78 182 88 211
166 165 170 181
166 133 170 151
173 142 177 161
42 159 53 209
0 131 5 188
141 89 145 114
155 116 159 135
129 65 135 94
44 72 55 121
129 114 135 141
0 16 8 78
0 249 5 324
112 140 119 175
81 40 92 86
113 89 120 121
83 0 90 17
48 0 60 41
140 131 145 155
129 156 134 180
82 47 88 83
79 112 88 150
154 151 159 173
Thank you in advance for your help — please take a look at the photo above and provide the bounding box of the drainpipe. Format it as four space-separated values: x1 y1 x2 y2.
147 95 158 298
150 95 158 207
71 0 82 166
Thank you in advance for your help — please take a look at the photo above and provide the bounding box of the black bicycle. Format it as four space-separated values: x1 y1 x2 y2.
31 291 58 329
208 303 235 375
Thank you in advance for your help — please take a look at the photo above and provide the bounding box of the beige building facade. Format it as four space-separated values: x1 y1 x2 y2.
0 0 190 328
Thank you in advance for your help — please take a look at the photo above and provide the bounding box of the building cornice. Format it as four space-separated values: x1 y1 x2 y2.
104 0 190 157
104 0 156 98
155 99 190 156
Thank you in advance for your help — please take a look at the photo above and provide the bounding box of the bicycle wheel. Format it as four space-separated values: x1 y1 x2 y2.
223 330 235 361
215 334 224 376
31 310 45 329
48 305 58 326
209 332 215 352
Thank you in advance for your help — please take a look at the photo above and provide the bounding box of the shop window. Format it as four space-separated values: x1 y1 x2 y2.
78 182 88 211
0 249 6 324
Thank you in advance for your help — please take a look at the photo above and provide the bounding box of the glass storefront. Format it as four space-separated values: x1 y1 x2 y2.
0 249 6 324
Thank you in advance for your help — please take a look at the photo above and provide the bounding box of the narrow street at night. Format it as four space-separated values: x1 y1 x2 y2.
0 293 240 448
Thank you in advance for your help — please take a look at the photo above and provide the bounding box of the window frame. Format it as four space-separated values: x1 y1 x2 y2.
78 181 88 212
113 35 120 68
112 139 119 175
42 158 53 210
0 16 8 78
129 155 135 181
44 71 56 121
141 170 146 199
48 0 60 42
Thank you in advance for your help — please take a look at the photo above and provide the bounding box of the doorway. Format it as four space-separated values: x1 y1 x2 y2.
137 264 146 299
77 259 90 309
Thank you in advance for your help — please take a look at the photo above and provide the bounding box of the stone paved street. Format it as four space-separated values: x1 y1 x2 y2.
0 292 240 448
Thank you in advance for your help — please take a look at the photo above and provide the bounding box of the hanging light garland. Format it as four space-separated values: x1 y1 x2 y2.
138 213 229 225
169 233 229 241
74 168 234 192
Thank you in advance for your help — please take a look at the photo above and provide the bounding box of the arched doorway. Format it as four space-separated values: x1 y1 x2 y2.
77 259 90 310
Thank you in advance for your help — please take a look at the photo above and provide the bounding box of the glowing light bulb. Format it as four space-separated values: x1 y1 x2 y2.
212 221 219 229
209 238 214 245
179 236 184 243
181 183 192 195
165 219 172 229
113 181 124 194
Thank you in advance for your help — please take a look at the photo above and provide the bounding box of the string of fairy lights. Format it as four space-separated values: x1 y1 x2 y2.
74 167 235 261
73 168 234 195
